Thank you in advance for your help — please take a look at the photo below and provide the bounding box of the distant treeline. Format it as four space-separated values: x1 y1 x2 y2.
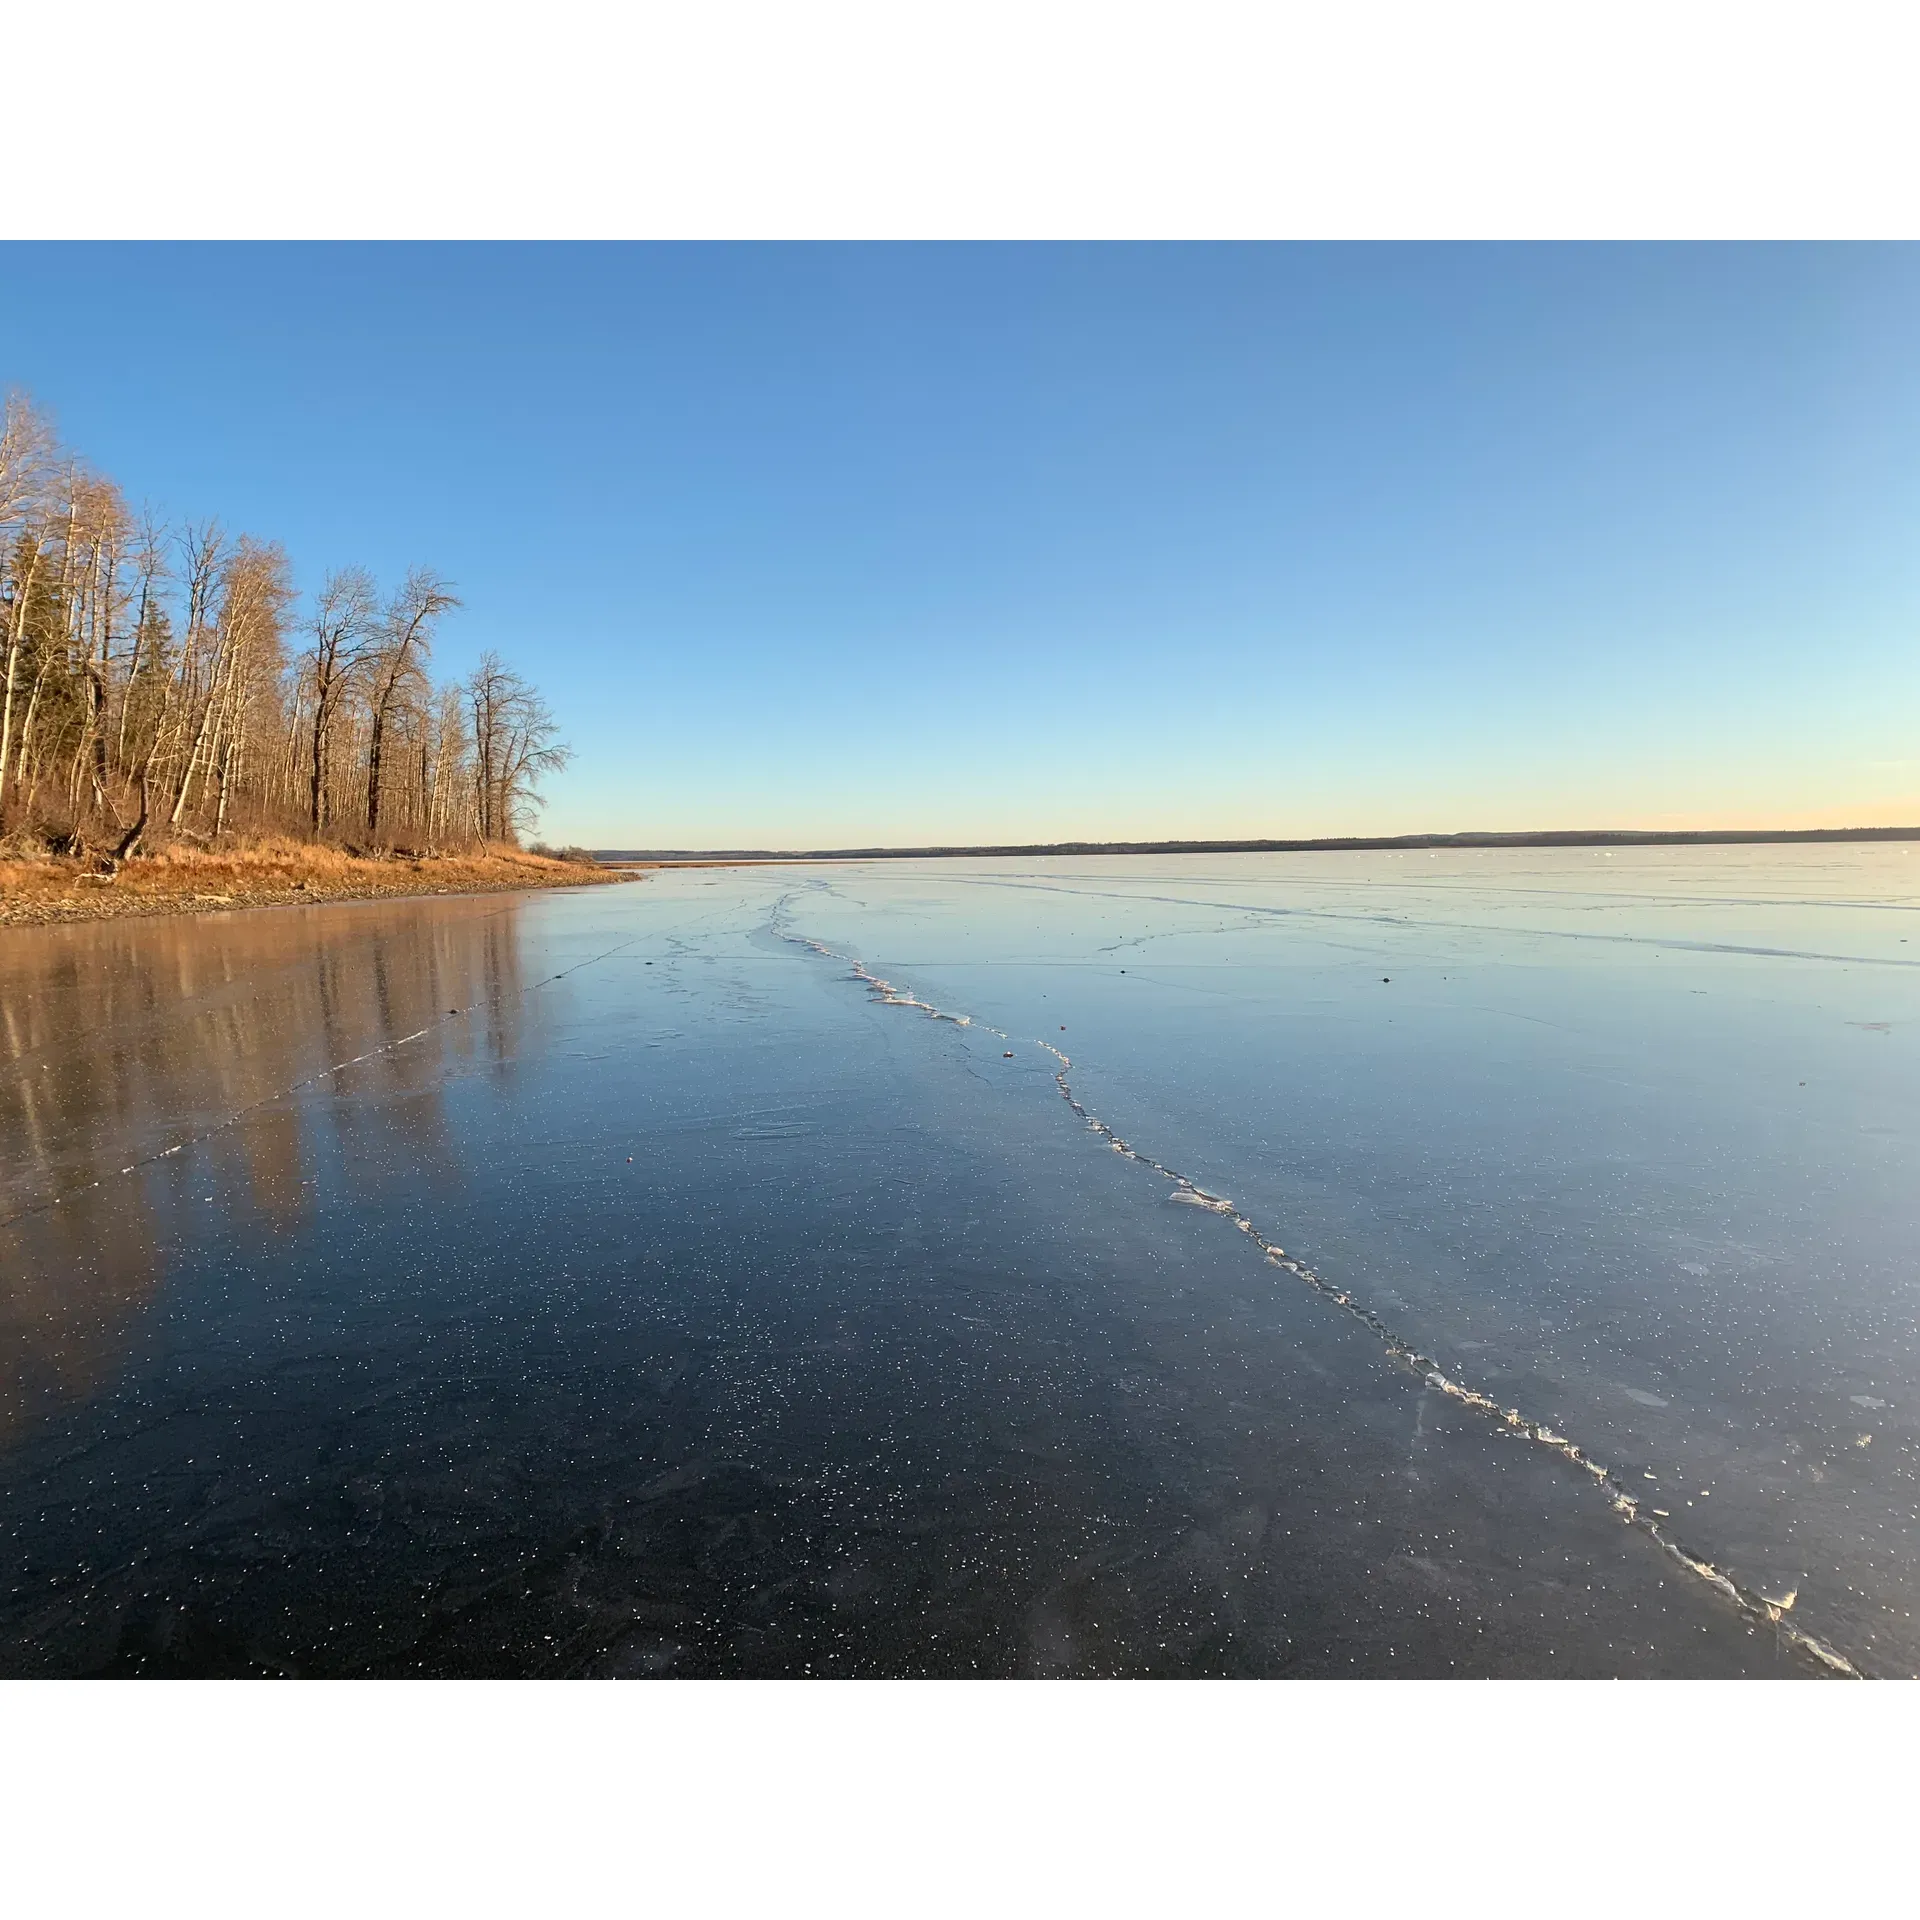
599 826 1920 863
1 391 568 863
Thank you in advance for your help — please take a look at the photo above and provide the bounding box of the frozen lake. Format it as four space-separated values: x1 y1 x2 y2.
3 845 1915 1675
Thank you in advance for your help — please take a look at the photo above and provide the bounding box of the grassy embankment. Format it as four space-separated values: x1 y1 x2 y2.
0 838 637 929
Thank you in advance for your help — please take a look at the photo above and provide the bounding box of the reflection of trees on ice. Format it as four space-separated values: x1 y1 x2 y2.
0 899 638 1443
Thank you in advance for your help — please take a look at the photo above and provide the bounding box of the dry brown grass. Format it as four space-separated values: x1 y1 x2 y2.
0 836 633 929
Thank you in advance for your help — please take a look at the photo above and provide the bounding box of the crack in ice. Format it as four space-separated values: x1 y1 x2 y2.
784 924 1864 1680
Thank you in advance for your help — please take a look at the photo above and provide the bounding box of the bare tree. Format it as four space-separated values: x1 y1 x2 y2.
161 521 227 829
62 475 133 841
467 651 571 844
423 680 470 848
1 520 54 821
206 540 296 838
299 566 377 835
0 391 56 536
0 429 59 817
0 390 569 860
364 568 458 844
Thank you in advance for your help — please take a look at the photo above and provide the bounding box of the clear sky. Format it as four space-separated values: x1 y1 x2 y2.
3 243 1916 848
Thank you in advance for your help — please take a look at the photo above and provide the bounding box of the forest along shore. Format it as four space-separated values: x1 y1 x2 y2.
0 841 638 929
2 391 577 886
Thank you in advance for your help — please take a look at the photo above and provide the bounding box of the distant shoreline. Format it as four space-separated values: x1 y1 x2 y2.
597 825 1920 866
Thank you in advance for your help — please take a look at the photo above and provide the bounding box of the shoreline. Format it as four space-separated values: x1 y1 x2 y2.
1 847 640 932
595 826 1920 864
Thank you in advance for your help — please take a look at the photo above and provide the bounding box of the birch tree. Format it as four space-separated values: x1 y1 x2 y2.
0 389 569 859
301 566 377 834
364 568 458 843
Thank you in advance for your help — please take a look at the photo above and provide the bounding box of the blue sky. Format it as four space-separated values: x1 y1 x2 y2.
3 243 1917 847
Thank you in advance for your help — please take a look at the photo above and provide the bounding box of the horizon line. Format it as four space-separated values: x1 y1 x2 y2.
587 825 1920 864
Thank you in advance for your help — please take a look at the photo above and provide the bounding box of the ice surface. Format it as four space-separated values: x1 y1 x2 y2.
5 847 1912 1675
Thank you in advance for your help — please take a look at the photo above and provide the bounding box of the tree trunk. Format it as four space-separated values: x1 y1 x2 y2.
0 543 46 820
366 702 385 841
110 766 152 868
310 696 329 833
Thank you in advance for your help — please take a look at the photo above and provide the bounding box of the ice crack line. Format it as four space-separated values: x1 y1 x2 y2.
919 873 1920 972
785 929 1864 1679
